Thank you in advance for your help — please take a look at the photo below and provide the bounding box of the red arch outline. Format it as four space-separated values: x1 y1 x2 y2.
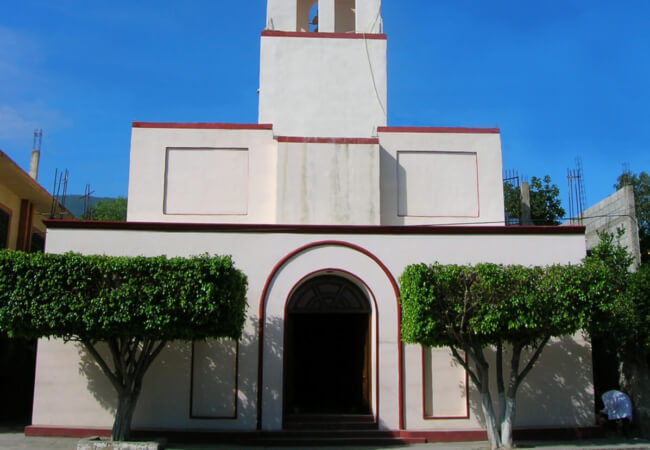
256 240 403 430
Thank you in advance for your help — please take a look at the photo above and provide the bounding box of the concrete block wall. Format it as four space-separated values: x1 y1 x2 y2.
582 185 641 270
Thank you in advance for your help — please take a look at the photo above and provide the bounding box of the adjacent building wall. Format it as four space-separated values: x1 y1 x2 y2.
581 185 641 270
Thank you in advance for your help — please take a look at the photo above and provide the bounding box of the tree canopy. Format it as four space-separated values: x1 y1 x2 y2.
400 262 601 449
0 250 247 441
504 175 565 225
91 197 127 221
615 171 650 262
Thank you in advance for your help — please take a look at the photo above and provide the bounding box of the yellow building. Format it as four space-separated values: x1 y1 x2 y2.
0 149 74 252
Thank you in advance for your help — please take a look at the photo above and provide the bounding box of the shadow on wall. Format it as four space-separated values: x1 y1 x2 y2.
468 336 594 430
77 315 286 429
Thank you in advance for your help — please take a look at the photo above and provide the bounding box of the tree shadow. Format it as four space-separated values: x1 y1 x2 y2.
467 336 595 432
77 315 285 431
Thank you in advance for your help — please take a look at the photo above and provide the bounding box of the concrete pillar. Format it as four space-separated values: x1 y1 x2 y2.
318 0 335 32
520 182 533 225
29 150 40 180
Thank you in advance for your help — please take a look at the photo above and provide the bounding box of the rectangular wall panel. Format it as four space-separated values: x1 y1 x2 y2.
397 151 479 217
191 339 238 419
164 148 248 215
423 347 468 419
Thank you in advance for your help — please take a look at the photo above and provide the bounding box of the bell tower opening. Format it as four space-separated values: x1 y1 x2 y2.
283 275 372 425
297 0 318 32
335 0 356 33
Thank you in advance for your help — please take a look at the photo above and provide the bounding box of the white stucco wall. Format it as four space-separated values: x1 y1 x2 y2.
379 130 505 226
126 126 277 224
258 34 387 138
266 0 299 31
33 225 591 432
276 141 380 224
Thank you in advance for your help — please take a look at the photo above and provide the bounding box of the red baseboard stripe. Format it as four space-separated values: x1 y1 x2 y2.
25 425 602 442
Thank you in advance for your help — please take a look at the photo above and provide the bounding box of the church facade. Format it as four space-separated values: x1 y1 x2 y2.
31 0 594 439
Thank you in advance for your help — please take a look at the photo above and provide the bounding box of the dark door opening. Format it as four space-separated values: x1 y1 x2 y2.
284 276 371 420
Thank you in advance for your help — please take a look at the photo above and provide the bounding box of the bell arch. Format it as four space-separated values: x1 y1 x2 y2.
297 0 318 32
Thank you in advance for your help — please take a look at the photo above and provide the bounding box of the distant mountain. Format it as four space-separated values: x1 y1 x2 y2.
62 195 114 219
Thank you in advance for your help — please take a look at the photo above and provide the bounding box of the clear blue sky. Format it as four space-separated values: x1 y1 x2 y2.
1 1 649 216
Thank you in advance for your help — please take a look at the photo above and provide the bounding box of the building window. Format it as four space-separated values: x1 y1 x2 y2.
0 207 10 249
30 231 45 253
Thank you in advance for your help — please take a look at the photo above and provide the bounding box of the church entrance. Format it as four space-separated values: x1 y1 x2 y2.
284 275 372 425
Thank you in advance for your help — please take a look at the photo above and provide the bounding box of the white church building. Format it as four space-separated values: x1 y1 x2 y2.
31 0 595 442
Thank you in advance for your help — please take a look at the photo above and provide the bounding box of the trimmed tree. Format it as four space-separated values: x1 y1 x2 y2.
0 251 247 441
400 263 600 449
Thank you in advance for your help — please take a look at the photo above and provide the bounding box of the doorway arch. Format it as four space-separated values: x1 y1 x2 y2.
283 274 372 423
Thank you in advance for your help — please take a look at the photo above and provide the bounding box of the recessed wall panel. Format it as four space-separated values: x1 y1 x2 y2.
191 339 238 419
164 148 248 215
423 347 468 419
397 151 479 217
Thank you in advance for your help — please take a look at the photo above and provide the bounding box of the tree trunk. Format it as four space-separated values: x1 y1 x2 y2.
500 394 516 449
496 342 505 426
621 352 650 437
112 390 140 442
82 338 166 442
478 365 501 450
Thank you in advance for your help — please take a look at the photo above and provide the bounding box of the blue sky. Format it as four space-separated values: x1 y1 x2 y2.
1 1 649 217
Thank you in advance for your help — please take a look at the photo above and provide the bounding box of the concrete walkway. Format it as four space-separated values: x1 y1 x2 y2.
1 429 650 450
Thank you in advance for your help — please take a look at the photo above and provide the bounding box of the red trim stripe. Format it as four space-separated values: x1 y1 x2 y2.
277 136 379 144
24 426 604 442
378 126 500 134
131 122 273 130
262 30 387 40
42 220 587 236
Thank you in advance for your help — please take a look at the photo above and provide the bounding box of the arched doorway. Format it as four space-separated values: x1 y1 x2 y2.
284 275 372 425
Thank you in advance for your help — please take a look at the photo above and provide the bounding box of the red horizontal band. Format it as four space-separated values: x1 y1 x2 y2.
277 136 379 144
132 122 273 130
261 30 387 40
43 220 585 236
378 126 500 134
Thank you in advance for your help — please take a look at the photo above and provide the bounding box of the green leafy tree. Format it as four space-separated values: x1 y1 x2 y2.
529 175 566 225
503 175 566 225
585 231 650 435
503 181 520 225
400 263 599 449
615 171 650 262
91 197 127 221
0 251 247 441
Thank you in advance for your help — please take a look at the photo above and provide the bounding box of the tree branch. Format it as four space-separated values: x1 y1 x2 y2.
82 340 122 393
450 344 480 387
516 335 551 387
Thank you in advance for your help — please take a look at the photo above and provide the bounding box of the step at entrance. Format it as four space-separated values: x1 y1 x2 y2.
284 414 377 430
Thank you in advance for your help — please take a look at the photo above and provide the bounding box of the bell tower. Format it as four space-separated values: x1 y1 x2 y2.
259 0 387 138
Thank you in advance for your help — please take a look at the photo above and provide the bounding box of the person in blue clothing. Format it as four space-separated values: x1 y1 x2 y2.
600 390 633 437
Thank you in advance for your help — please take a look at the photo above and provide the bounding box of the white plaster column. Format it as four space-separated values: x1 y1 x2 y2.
318 0 336 32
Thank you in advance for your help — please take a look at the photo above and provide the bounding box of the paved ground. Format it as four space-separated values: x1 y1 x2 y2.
1 429 650 450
